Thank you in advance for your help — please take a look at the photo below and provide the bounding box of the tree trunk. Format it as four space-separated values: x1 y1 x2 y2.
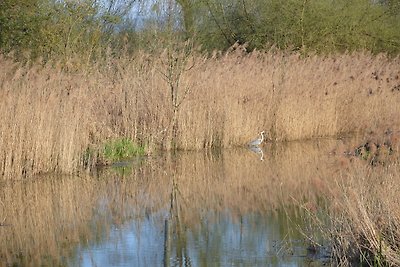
176 0 194 37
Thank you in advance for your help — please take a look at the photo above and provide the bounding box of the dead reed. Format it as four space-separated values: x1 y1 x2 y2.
324 164 400 266
0 49 399 179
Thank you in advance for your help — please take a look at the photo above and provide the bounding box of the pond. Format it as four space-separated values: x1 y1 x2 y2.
0 140 346 266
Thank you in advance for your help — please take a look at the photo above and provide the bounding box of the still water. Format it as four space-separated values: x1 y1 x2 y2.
71 211 327 267
0 140 344 266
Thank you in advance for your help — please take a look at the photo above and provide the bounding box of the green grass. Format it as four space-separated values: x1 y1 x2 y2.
103 138 145 162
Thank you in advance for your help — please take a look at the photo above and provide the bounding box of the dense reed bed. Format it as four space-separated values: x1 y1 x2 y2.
327 163 400 266
1 50 400 179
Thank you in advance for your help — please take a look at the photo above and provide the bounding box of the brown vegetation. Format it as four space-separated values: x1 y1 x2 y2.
0 49 400 179
327 164 400 266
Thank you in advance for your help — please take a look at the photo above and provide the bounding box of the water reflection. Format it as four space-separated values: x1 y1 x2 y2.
248 145 264 161
0 140 350 266
73 210 325 267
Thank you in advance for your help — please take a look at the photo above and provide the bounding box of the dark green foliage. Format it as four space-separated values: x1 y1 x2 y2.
0 0 121 62
0 0 399 62
0 0 44 57
194 0 400 54
103 138 145 162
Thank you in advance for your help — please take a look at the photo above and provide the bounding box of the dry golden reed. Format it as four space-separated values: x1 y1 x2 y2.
0 49 400 179
325 164 400 266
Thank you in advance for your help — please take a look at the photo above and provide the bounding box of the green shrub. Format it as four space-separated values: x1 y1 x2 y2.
103 138 145 162
194 0 400 54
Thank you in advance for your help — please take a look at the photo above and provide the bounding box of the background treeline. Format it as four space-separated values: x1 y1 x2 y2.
1 0 400 62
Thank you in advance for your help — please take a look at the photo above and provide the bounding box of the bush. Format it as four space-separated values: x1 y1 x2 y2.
103 138 145 162
194 0 400 54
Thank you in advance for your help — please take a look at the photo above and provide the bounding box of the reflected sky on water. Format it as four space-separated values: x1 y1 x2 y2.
73 210 327 267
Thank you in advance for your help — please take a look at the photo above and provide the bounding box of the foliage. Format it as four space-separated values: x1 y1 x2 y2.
0 0 125 63
193 0 400 54
0 0 44 58
103 138 145 162
1 0 399 62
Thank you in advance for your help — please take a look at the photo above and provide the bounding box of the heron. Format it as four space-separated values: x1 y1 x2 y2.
249 131 265 147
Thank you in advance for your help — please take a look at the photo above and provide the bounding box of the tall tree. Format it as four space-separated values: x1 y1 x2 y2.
0 0 44 55
175 0 194 36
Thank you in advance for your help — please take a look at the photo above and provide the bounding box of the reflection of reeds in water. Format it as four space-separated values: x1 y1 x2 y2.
0 141 342 265
1 140 400 265
0 176 92 266
0 172 166 266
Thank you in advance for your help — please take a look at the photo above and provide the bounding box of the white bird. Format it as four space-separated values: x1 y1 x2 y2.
249 131 265 147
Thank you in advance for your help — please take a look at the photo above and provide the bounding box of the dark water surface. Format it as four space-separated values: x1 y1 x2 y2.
0 140 345 266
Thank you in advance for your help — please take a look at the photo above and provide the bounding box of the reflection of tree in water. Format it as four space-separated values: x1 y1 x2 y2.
159 142 340 266
164 175 192 267
0 140 349 266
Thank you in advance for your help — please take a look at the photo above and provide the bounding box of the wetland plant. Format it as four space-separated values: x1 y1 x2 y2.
103 138 145 162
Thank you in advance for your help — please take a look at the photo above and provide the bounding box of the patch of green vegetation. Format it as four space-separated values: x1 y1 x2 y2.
103 138 145 162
